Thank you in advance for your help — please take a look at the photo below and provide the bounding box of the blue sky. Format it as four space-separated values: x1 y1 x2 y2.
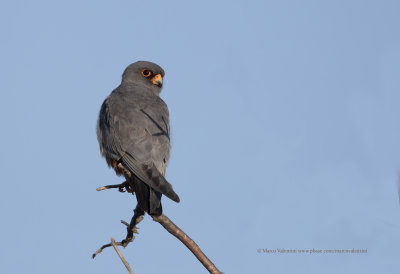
1 1 400 273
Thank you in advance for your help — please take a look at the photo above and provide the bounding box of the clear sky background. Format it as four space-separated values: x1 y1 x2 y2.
1 1 399 273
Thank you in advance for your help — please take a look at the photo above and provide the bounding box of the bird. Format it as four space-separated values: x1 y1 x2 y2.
96 61 180 217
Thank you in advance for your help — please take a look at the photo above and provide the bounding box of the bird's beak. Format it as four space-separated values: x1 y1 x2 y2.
151 74 163 87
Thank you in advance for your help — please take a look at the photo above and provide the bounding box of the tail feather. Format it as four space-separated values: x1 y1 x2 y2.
121 155 180 203
130 177 163 216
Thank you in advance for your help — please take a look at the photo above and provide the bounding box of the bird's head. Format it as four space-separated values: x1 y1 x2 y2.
122 61 165 94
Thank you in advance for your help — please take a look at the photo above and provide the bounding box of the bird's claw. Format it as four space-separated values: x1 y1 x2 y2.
118 187 126 192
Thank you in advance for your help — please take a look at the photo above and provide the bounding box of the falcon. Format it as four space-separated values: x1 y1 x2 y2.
97 61 180 217
94 62 221 274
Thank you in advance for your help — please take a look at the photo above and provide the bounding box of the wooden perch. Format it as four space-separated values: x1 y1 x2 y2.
111 237 134 274
93 184 221 273
152 214 221 274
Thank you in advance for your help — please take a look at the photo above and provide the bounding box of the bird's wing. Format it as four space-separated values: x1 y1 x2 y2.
100 93 179 203
97 98 123 161
121 154 180 202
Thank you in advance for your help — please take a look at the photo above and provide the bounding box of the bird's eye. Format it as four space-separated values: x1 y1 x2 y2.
141 69 152 77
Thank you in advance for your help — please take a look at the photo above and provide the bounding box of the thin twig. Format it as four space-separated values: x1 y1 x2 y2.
111 237 134 274
92 209 144 259
92 240 126 258
96 181 133 193
121 220 130 227
152 214 221 274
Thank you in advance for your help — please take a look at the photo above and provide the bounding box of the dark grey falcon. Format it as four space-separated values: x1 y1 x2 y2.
97 61 180 217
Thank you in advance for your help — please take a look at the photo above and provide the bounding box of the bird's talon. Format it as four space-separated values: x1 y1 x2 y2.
118 187 125 192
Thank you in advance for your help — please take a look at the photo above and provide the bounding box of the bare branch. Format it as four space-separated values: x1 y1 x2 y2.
92 240 125 259
92 207 144 259
121 220 130 227
96 181 133 193
111 237 134 274
152 214 221 274
94 173 221 272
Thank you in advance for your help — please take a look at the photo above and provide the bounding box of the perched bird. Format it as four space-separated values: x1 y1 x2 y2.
94 62 220 274
97 61 180 217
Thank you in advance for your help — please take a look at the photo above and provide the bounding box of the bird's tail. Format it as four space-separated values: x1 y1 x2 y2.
122 157 180 203
141 162 180 203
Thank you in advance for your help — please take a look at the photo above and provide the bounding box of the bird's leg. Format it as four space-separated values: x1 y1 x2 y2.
92 205 145 258
122 205 145 246
96 181 134 193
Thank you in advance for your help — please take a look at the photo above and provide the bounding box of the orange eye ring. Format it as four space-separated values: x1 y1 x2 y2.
141 69 152 77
